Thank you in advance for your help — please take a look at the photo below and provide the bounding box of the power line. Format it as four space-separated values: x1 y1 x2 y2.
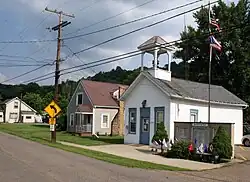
27 0 100 58
63 0 203 41
63 44 96 76
78 0 102 12
0 39 57 44
0 54 51 63
0 0 205 45
22 22 248 84
0 64 48 67
72 1 218 55
65 0 158 36
0 64 53 84
0 58 51 64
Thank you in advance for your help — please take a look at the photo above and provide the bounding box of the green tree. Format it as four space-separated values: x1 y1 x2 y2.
211 126 232 159
23 93 43 113
175 0 250 121
152 122 169 153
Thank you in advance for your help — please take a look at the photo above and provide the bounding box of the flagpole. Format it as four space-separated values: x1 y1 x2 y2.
208 46 212 124
208 0 211 124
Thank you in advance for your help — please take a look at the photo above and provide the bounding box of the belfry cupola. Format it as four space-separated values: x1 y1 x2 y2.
138 36 175 81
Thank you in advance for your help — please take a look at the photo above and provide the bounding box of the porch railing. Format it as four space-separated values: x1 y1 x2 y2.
75 125 92 133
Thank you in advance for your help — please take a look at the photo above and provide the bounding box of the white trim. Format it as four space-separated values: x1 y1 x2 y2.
76 92 84 106
92 108 96 134
94 105 119 109
70 113 74 126
101 113 109 129
75 112 93 115
171 95 248 107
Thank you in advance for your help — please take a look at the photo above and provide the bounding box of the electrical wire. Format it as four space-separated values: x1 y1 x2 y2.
64 44 97 75
0 39 57 44
65 0 158 36
0 58 51 64
0 63 54 84
0 64 48 67
72 1 218 55
22 22 249 84
63 0 203 41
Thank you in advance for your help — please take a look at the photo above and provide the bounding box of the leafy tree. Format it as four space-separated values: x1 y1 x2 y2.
211 126 232 159
23 93 43 113
152 122 169 153
175 0 250 122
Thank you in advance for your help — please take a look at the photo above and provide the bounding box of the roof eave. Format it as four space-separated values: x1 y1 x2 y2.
171 95 248 107
94 105 119 109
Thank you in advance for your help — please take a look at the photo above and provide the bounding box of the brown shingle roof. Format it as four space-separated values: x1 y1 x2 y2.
82 80 128 107
76 104 93 112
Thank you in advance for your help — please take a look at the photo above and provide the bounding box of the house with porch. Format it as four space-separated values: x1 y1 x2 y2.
0 97 39 123
120 36 248 148
67 80 128 136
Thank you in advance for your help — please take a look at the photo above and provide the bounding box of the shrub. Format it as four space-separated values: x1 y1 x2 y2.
166 140 191 159
211 126 232 159
151 122 168 153
56 114 67 131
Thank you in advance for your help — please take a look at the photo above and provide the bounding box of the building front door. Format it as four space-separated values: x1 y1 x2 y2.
140 107 150 145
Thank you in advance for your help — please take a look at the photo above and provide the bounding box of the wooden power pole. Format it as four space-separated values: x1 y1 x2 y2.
45 7 75 143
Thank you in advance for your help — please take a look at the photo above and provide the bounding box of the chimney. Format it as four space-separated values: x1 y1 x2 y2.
118 86 126 135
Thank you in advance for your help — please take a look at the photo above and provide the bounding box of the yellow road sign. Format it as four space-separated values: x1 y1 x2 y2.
49 117 56 125
44 100 61 118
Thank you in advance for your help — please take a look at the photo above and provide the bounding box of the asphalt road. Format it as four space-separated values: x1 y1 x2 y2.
0 133 250 182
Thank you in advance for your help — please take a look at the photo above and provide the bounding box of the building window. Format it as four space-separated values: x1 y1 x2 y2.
101 114 109 128
76 93 83 105
190 109 198 122
26 116 32 119
155 107 164 131
9 113 18 119
14 101 18 109
0 115 2 118
128 108 137 134
70 113 74 126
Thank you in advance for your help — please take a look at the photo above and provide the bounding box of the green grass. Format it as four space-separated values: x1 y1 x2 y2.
0 123 189 171
0 123 123 146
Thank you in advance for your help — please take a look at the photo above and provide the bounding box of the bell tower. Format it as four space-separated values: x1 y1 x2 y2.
138 36 175 81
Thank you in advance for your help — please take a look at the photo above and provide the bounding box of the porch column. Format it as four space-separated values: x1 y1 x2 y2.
140 52 145 72
92 108 95 134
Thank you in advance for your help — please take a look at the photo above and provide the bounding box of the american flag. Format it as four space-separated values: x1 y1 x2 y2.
209 35 222 51
210 18 221 32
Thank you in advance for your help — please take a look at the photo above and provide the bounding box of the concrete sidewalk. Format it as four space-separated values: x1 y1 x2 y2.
58 141 231 171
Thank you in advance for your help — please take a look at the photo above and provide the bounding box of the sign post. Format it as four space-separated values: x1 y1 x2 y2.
44 100 61 143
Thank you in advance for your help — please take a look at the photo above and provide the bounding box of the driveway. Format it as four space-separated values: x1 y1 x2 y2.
0 132 250 182
235 145 250 160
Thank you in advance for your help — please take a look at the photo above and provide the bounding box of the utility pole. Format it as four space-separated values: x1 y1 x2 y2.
45 7 75 143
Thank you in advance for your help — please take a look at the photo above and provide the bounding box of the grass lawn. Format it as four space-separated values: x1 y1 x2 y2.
0 123 189 171
0 123 123 146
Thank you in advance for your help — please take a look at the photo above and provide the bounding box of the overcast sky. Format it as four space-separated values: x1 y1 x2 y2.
0 0 236 85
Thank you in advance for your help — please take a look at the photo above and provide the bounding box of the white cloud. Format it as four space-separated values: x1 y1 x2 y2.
1 0 236 85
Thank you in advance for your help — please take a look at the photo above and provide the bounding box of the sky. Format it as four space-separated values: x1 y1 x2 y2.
0 0 237 85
